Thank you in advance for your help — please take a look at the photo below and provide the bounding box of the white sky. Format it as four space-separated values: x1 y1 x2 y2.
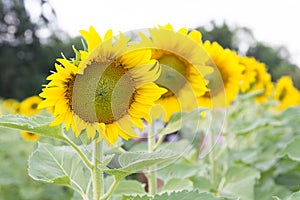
45 0 300 66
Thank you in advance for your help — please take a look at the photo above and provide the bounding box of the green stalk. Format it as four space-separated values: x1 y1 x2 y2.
209 127 217 187
153 134 165 151
92 140 104 200
148 120 157 196
62 137 92 169
101 176 119 200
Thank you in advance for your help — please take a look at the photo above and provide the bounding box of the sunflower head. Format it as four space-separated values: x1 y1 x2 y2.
19 96 42 116
39 27 166 145
274 76 300 110
135 24 213 121
239 56 259 93
20 131 39 142
3 99 20 114
244 59 273 103
198 41 244 107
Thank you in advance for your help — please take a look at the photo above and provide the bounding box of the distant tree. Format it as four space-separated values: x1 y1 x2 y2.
195 21 300 89
0 0 79 99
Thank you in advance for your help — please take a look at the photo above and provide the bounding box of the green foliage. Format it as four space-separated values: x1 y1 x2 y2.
28 143 91 199
280 136 300 161
221 165 260 200
107 179 146 200
123 190 226 200
0 127 73 199
0 114 63 139
106 150 178 180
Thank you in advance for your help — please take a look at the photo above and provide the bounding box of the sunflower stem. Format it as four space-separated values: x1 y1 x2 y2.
62 137 92 169
101 176 119 200
92 140 104 200
148 120 157 196
208 126 217 188
153 134 165 151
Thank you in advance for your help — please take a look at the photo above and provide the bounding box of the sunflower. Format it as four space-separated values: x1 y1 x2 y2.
3 99 20 114
274 76 300 110
135 24 213 121
20 131 39 142
242 58 273 103
39 26 166 145
197 41 244 107
19 96 42 116
239 56 258 93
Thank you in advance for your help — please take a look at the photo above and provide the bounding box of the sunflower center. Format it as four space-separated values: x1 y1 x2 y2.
279 88 287 101
72 61 135 124
155 54 187 98
31 103 38 109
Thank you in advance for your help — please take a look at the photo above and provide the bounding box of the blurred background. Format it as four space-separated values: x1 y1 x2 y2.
1 0 300 100
1 1 300 199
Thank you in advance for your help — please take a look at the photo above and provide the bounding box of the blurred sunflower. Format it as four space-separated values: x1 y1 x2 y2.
239 56 258 93
136 24 213 121
39 26 166 145
198 41 244 107
244 59 273 103
3 99 20 114
20 131 39 142
274 76 300 110
19 96 42 116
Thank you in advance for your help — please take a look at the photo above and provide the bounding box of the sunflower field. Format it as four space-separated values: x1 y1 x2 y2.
1 24 300 200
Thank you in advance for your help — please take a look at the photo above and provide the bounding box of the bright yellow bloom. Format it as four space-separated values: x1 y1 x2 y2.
274 76 300 110
136 24 213 121
198 41 244 107
241 58 273 103
19 96 42 116
20 131 39 142
3 99 20 114
39 26 166 145
239 56 258 93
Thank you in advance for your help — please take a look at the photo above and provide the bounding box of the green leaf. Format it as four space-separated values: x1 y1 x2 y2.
255 178 291 200
114 180 146 195
0 114 64 139
272 196 281 200
221 165 260 200
287 191 300 200
28 143 91 198
161 178 193 192
280 136 300 161
229 117 284 136
157 163 199 182
105 150 178 180
190 176 212 192
123 190 226 200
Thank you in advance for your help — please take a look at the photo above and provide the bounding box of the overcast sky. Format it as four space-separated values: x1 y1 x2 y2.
44 0 300 66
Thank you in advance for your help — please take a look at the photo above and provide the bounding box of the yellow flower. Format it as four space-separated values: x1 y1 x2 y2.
136 24 213 121
198 41 244 107
20 131 39 142
274 76 300 110
39 26 166 145
19 96 42 116
3 99 20 114
239 56 258 93
242 58 273 103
